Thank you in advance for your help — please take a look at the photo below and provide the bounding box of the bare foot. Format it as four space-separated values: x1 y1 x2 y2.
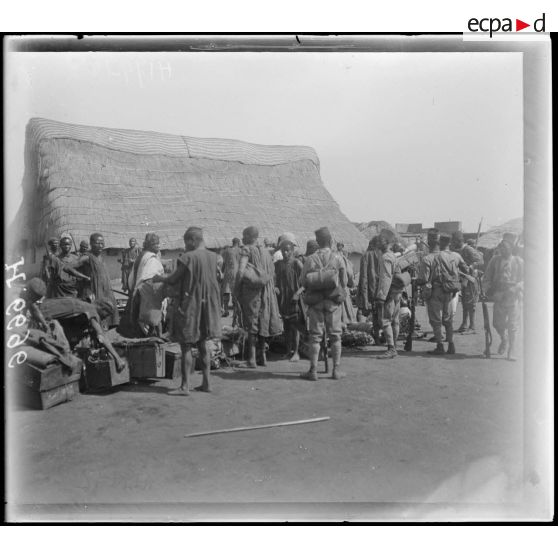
235 362 257 369
289 353 300 362
194 385 211 393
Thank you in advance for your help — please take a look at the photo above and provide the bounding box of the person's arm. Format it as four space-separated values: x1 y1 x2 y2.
62 264 90 281
375 254 393 302
152 261 184 285
482 256 496 294
337 254 348 290
89 317 126 371
29 301 49 331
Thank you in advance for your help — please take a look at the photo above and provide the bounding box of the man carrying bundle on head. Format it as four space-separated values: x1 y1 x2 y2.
482 234 523 361
274 238 305 362
300 226 347 381
419 231 468 355
374 229 404 359
234 226 283 368
153 227 222 394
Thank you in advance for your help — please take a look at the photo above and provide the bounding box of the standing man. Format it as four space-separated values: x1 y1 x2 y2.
300 226 347 380
78 240 89 256
51 236 91 297
221 237 241 317
375 229 402 359
40 237 60 298
77 233 119 327
235 226 283 368
274 239 305 361
420 232 468 355
153 227 222 394
356 237 378 322
482 237 523 360
119 237 141 293
452 232 484 333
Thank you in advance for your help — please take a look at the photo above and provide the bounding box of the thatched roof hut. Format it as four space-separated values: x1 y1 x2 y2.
477 218 523 249
353 220 396 241
12 118 367 261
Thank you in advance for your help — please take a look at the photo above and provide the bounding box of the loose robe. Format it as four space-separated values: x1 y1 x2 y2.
236 244 283 337
166 248 222 345
274 256 305 323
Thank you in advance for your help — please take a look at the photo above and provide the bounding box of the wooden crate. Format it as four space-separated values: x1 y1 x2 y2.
125 342 165 379
13 361 82 410
83 352 130 391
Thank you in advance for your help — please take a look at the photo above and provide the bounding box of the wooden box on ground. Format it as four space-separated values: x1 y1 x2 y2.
83 351 130 391
13 360 82 410
164 343 182 380
123 341 165 379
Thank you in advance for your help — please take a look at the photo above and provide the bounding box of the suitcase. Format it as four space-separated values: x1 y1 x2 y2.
13 360 82 410
164 343 182 380
83 350 130 391
125 341 165 378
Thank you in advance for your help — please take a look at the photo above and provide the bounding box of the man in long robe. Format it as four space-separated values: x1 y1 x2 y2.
274 239 305 361
235 226 282 368
119 237 141 293
221 237 241 318
77 233 119 327
153 227 222 394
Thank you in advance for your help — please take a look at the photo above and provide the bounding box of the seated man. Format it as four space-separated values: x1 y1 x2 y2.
23 279 126 371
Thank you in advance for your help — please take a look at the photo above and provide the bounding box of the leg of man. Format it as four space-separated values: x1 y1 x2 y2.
391 294 401 350
302 304 324 380
493 301 508 355
443 292 456 354
459 301 469 332
325 304 343 378
195 339 211 392
378 298 397 358
427 286 445 354
171 342 191 395
288 320 301 362
256 335 267 367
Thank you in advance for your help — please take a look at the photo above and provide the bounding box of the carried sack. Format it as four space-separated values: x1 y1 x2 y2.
242 261 271 288
305 252 339 291
391 271 411 292
436 257 461 294
325 284 346 304
303 290 325 306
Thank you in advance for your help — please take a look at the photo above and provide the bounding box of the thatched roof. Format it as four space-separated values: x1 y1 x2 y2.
13 118 367 253
476 217 523 249
353 220 396 241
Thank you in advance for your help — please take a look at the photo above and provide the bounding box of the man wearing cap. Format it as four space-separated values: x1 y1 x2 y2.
451 231 484 334
482 237 523 360
374 229 402 359
420 232 468 355
300 226 347 380
235 226 282 368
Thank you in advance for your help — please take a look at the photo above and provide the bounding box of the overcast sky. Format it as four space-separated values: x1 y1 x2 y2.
5 50 523 233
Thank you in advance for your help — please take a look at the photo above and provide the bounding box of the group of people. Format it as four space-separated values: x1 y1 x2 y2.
25 222 523 398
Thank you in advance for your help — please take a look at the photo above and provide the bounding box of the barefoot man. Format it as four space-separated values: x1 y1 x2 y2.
153 227 222 394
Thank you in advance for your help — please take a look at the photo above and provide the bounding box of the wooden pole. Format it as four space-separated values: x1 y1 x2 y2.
184 416 330 438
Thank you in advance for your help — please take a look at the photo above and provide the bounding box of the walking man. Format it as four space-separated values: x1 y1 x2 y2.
153 227 222 394
482 237 523 360
300 226 347 380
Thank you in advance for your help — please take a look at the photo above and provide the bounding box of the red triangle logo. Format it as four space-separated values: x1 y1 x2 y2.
516 19 530 31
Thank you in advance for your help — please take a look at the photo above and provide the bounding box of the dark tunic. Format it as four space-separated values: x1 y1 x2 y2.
355 249 379 311
77 253 119 326
52 253 80 298
167 248 222 345
221 245 241 295
236 244 283 337
274 257 304 322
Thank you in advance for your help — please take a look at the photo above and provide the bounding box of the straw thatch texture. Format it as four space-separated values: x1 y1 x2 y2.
14 118 367 253
476 218 523 249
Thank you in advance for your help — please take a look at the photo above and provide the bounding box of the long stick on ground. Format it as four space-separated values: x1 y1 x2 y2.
185 416 330 438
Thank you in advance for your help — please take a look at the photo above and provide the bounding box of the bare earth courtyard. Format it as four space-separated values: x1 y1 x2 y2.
6 306 526 521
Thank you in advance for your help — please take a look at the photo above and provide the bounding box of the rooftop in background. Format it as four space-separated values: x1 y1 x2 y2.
11 118 368 255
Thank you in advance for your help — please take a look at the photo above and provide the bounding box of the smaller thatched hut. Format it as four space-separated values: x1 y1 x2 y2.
477 218 523 249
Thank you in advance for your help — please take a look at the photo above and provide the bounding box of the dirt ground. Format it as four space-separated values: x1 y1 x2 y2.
6 305 527 521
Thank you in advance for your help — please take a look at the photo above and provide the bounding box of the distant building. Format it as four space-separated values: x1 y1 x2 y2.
434 221 462 234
